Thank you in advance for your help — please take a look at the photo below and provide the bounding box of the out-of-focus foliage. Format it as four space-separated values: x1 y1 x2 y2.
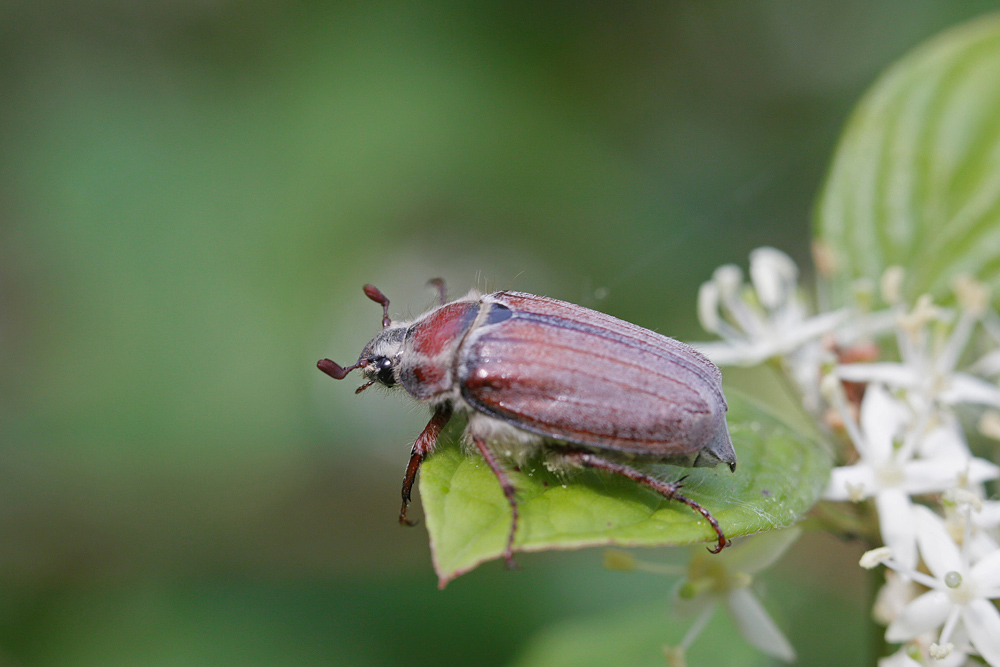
0 2 997 665
817 13 1000 306
510 576 868 667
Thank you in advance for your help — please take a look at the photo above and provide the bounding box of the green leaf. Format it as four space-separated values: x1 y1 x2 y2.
419 392 831 587
816 13 1000 305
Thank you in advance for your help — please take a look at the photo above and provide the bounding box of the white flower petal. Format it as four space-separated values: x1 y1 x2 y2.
968 530 1000 565
876 489 918 569
914 505 962 578
787 346 825 410
837 309 898 343
898 459 964 494
918 423 970 458
775 309 851 350
697 282 721 334
823 464 878 501
749 247 797 310
877 648 922 667
873 572 920 625
962 598 1000 667
836 362 919 388
944 623 972 662
713 264 743 298
971 348 1000 377
934 647 970 667
886 589 952 641
940 373 1000 407
693 250 849 378
716 271 767 337
970 547 1000 593
968 457 1000 484
900 457 999 495
690 340 775 367
860 385 903 462
936 310 977 377
726 587 796 662
978 500 1000 529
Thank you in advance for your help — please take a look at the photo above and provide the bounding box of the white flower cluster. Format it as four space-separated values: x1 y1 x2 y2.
695 247 850 412
693 248 1000 665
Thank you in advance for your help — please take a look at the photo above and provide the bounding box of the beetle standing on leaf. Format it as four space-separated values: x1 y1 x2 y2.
318 280 736 563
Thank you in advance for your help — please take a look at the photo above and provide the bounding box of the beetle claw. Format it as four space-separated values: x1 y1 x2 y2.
561 450 730 554
395 406 452 530
707 538 731 554
398 502 417 526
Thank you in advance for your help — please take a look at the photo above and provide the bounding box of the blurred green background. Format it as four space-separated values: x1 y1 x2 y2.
1 2 997 665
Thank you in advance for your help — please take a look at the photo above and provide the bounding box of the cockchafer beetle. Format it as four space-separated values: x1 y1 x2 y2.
318 280 736 563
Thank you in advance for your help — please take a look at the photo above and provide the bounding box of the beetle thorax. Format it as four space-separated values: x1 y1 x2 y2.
396 299 482 402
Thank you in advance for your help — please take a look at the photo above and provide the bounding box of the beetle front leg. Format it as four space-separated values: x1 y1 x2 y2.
472 436 519 568
399 404 453 526
560 451 730 553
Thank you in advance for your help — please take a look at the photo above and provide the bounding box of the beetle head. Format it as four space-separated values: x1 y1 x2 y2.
317 284 408 394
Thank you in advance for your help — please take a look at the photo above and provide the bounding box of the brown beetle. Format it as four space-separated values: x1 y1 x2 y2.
319 282 736 563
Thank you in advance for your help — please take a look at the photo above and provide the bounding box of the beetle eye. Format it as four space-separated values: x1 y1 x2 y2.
372 357 396 387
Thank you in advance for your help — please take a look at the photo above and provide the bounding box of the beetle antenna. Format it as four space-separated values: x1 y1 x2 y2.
363 284 392 328
427 278 447 305
317 358 361 380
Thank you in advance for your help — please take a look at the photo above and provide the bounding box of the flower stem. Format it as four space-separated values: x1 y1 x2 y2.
866 565 888 666
809 500 879 543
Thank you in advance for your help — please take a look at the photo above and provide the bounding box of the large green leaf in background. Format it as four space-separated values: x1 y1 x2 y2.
420 393 830 587
816 13 1000 305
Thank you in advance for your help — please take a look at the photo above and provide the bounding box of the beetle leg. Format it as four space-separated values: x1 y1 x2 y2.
560 451 730 554
472 436 519 568
399 404 453 526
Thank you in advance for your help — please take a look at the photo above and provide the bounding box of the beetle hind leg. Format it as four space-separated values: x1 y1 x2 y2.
472 436 520 569
558 450 730 553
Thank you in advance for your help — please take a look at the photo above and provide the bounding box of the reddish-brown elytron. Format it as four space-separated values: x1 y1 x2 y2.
318 281 736 563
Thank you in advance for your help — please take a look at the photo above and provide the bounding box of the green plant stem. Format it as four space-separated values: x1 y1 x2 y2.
809 500 880 543
764 359 831 447
867 564 889 665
